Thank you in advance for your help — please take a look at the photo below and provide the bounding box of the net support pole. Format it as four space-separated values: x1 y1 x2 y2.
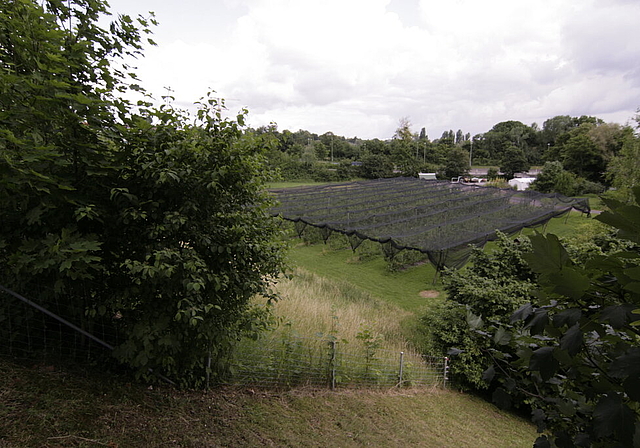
443 357 450 388
432 267 440 285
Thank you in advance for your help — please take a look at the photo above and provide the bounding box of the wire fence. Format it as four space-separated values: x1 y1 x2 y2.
0 284 122 366
225 333 448 390
1 284 449 390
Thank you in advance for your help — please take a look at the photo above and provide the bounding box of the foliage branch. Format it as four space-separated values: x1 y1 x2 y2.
478 190 640 447
0 0 286 387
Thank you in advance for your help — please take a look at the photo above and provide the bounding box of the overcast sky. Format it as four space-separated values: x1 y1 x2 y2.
105 0 640 140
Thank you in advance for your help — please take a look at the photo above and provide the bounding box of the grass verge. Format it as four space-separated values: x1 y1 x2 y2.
0 358 536 448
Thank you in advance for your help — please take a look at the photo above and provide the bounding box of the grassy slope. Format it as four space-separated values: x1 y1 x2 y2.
0 359 535 448
287 242 442 313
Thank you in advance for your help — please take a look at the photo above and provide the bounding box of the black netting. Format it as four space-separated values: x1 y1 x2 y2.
270 178 590 270
348 233 365 252
294 220 307 237
381 241 401 260
320 226 333 243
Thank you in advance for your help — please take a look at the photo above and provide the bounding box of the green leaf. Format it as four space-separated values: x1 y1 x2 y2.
530 346 559 381
596 205 640 244
511 303 533 323
533 435 551 448
601 304 636 329
593 393 636 443
531 408 547 432
525 309 549 335
623 374 640 402
556 399 576 417
493 327 512 345
546 267 590 299
466 310 483 330
559 323 582 356
553 308 582 328
609 347 640 378
524 233 572 275
482 365 495 384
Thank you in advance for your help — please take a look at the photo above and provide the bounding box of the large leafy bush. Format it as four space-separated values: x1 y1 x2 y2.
0 0 285 386
424 193 640 446
420 233 535 389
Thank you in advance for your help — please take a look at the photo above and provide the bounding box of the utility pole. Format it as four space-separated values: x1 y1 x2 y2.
331 137 334 162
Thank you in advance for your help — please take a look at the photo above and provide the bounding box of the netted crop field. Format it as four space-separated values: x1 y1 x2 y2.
270 177 590 270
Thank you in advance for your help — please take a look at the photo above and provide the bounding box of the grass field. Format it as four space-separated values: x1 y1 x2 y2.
287 242 441 313
0 358 536 447
263 268 414 346
268 181 328 189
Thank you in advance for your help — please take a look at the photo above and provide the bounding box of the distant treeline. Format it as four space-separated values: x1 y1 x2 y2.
253 114 639 198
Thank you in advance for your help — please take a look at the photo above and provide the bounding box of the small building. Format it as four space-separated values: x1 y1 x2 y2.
418 172 437 180
508 177 536 191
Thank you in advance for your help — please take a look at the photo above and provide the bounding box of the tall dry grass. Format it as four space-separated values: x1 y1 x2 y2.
254 268 415 352
232 268 441 389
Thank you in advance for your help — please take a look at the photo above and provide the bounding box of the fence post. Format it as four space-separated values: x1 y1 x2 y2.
443 356 450 388
398 351 404 386
206 350 212 390
329 340 337 390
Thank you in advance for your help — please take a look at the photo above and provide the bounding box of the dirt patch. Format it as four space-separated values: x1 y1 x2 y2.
419 290 440 299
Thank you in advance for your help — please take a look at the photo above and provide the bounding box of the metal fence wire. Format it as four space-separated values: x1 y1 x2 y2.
225 333 449 390
0 284 122 365
1 284 449 390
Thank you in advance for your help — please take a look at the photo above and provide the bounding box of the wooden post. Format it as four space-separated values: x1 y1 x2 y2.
398 351 405 386
329 340 337 390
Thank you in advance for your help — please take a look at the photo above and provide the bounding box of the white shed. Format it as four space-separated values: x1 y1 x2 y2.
508 177 536 191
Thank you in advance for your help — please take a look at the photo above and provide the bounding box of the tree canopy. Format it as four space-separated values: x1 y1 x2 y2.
0 0 285 386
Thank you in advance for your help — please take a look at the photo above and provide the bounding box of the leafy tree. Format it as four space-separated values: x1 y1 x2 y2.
606 117 640 205
487 167 500 180
438 130 455 147
482 121 539 165
360 153 394 179
441 147 469 180
361 138 389 156
394 117 414 141
588 122 630 161
391 118 419 176
561 130 607 183
319 132 355 160
478 191 640 447
541 115 576 147
313 141 328 160
530 161 580 196
420 234 535 389
0 0 285 386
499 146 530 180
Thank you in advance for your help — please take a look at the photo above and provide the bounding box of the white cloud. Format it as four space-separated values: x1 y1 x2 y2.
106 0 640 139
